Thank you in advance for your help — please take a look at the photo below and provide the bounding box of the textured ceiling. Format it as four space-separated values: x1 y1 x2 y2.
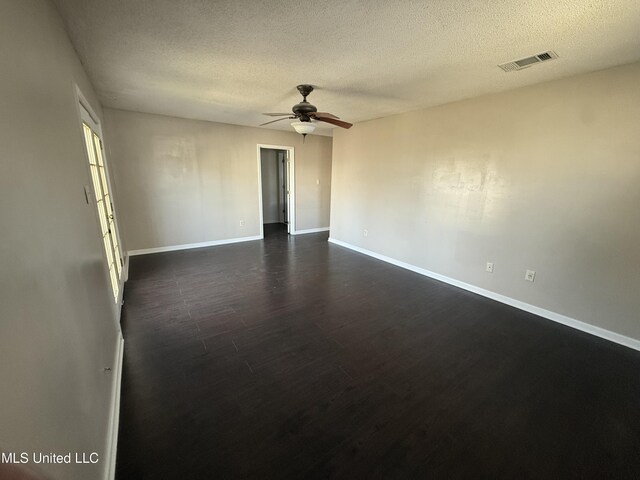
52 0 640 136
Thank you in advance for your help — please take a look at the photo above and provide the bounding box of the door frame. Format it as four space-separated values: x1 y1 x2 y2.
257 144 295 237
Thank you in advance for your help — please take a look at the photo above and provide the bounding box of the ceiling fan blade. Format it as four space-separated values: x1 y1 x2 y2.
311 112 340 119
314 116 353 129
260 117 294 126
262 113 292 116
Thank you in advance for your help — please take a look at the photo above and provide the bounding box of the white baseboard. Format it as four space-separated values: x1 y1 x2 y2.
128 235 262 256
328 237 640 352
104 335 124 480
292 227 330 235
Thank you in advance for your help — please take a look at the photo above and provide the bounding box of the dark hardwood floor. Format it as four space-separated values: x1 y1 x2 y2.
116 224 640 479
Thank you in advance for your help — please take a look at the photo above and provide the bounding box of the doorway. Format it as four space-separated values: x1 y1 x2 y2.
258 145 294 237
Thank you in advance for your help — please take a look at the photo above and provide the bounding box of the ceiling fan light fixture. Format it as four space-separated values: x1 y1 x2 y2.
291 121 316 135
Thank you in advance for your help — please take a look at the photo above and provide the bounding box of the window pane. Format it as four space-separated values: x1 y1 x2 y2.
99 167 109 199
93 134 104 166
103 235 114 266
83 124 97 165
89 165 102 200
109 266 119 301
104 193 113 217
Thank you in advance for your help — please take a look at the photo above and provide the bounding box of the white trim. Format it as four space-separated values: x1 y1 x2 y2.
328 237 640 352
288 149 295 234
104 335 124 480
257 144 295 235
128 235 262 256
257 146 264 239
292 227 330 235
76 87 101 128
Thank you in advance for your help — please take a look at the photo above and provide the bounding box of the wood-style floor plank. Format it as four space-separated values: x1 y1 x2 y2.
116 224 640 479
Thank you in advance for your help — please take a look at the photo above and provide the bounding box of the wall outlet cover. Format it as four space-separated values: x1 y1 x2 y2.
486 262 494 273
525 269 536 282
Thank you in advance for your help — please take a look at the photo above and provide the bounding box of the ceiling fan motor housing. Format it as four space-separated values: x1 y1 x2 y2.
293 84 317 121
292 102 317 121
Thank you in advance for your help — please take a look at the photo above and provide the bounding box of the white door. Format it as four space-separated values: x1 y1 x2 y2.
80 106 124 302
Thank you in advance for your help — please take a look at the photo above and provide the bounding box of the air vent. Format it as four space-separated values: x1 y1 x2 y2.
498 51 558 72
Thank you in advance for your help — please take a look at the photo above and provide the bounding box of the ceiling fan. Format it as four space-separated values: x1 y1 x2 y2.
260 85 352 138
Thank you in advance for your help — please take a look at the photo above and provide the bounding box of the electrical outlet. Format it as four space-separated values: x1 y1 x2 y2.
486 262 494 273
363 229 368 237
239 220 245 227
316 179 320 185
525 269 536 282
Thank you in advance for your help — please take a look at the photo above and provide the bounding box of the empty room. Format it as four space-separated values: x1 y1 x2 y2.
2 1 640 479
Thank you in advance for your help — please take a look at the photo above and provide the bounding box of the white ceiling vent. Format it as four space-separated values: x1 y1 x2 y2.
498 51 558 72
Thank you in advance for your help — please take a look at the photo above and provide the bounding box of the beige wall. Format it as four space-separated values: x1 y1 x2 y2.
330 62 640 342
0 1 122 479
103 109 333 250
